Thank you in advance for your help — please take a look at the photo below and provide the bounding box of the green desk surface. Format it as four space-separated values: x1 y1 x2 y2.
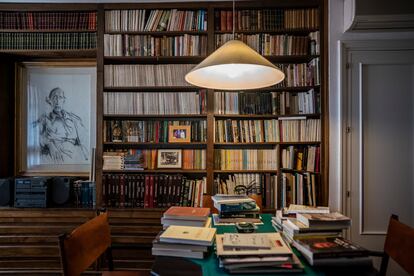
191 214 323 276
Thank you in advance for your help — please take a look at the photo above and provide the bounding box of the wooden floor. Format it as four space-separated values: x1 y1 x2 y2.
0 209 163 274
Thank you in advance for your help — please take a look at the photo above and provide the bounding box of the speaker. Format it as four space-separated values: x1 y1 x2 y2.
51 177 73 206
0 179 11 206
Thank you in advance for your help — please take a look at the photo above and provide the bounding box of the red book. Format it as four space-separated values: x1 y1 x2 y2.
119 174 125 208
163 206 210 221
220 10 226 31
144 175 150 208
226 10 232 32
149 175 154 208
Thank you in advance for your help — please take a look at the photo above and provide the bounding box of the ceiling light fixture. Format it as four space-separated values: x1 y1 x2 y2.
185 0 285 90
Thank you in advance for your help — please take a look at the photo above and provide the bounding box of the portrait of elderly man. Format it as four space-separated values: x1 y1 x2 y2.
33 87 89 163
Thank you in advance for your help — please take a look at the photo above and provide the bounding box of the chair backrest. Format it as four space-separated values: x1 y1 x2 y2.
59 212 112 276
382 214 414 275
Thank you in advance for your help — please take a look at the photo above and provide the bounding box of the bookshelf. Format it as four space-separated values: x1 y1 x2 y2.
97 1 327 213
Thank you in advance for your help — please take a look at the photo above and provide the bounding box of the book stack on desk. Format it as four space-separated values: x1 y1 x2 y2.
292 236 371 267
281 212 351 243
152 225 216 259
161 206 211 229
215 232 303 274
212 194 261 225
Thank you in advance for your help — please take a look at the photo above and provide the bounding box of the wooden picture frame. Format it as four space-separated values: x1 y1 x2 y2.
168 125 191 143
157 149 182 168
15 61 97 176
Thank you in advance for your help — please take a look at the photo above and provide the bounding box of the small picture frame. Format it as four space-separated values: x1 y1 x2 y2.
169 125 191 143
157 149 182 168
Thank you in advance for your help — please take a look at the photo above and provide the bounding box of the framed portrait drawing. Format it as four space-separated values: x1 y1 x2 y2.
157 149 182 169
168 125 191 143
16 61 96 176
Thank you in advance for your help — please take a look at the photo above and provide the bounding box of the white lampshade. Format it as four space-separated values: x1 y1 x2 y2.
185 40 285 90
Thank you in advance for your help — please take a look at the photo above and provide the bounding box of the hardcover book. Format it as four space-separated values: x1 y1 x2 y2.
160 225 216 246
163 206 210 221
296 212 351 228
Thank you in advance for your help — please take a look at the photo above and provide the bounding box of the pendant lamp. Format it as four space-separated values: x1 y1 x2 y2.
185 1 285 90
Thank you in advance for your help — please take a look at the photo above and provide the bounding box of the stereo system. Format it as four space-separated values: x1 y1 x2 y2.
0 178 12 206
0 176 80 208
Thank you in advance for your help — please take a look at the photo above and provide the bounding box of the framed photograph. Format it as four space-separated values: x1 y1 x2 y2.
157 149 182 169
169 125 191 143
16 61 96 176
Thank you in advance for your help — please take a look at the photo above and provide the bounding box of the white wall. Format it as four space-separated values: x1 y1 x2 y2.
328 0 414 211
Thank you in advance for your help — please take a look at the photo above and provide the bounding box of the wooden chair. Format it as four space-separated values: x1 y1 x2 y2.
370 214 414 276
58 211 149 276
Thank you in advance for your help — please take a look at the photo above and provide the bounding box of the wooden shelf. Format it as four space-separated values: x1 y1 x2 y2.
104 142 207 148
224 85 320 92
214 170 278 173
214 113 321 119
0 29 96 33
103 169 206 173
105 30 207 35
103 114 207 119
103 86 198 92
0 49 97 58
214 28 319 35
281 168 321 174
279 141 321 145
104 56 206 64
265 55 319 63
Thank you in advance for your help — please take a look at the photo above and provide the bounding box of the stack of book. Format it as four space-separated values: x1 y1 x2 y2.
212 195 261 224
292 236 371 266
161 206 211 229
152 225 216 259
215 232 303 274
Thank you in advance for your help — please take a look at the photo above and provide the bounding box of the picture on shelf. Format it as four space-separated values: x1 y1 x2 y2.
169 125 191 143
157 149 182 168
16 61 96 175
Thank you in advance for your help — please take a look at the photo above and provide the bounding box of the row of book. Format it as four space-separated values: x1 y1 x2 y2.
102 174 206 208
0 32 96 50
0 11 97 30
215 119 279 143
105 9 208 32
72 180 96 208
214 89 320 115
104 120 207 143
104 34 207 57
281 145 320 172
104 91 206 115
276 58 320 87
103 149 206 170
214 149 278 171
104 64 194 87
281 172 318 207
279 119 321 142
214 8 319 31
215 173 264 196
215 33 312 56
215 118 321 143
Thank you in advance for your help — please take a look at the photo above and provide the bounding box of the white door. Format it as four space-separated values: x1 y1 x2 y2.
343 45 414 275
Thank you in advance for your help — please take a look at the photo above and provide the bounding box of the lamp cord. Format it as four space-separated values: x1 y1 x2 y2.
232 0 235 40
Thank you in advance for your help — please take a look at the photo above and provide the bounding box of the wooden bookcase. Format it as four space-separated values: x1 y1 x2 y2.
0 0 327 273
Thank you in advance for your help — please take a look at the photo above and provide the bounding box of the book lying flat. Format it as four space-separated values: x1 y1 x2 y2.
296 212 351 228
163 206 210 221
222 233 272 249
212 194 255 204
151 248 205 259
160 225 216 246
161 217 212 228
284 204 330 214
216 232 292 257
292 236 368 261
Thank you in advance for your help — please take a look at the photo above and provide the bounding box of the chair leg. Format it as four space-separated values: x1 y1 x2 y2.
106 247 114 271
379 254 389 276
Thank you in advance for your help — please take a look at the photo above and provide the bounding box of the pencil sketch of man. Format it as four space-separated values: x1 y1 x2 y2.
33 87 89 163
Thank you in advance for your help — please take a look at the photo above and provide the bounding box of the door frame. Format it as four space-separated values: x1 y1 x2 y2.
338 39 414 238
